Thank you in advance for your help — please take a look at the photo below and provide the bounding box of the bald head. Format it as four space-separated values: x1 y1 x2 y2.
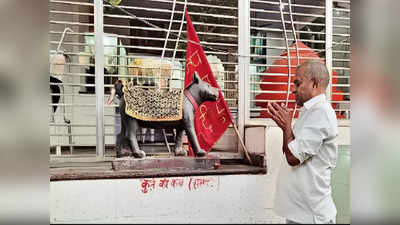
297 60 330 90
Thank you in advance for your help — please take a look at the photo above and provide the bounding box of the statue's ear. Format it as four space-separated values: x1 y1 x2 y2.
193 72 200 84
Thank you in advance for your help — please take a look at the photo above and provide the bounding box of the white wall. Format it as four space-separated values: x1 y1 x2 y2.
50 175 285 224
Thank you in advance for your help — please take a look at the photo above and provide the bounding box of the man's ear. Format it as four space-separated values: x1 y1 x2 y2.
311 77 318 88
193 72 200 84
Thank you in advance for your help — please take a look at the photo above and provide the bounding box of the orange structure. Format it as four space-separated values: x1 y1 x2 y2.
255 41 344 118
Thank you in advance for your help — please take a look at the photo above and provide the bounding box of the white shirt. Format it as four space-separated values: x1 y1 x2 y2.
273 94 338 224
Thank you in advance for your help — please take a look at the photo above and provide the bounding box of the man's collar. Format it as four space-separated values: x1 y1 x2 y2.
303 94 326 110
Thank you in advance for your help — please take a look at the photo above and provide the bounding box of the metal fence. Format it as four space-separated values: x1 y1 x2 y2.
246 0 350 122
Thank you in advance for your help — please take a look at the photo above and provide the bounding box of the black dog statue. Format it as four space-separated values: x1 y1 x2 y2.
107 73 219 158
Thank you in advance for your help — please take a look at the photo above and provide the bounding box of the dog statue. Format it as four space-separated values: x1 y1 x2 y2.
107 73 219 158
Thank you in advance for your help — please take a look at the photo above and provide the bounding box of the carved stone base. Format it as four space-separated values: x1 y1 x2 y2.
112 157 221 171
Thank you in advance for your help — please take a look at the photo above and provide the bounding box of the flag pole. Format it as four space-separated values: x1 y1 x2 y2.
230 119 253 165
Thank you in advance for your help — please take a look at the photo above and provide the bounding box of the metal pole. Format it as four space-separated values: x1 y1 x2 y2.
287 0 299 119
325 0 333 102
238 0 250 153
278 0 292 107
95 0 105 158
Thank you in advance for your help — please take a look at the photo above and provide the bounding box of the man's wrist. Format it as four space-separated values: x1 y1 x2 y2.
283 127 293 138
283 127 294 146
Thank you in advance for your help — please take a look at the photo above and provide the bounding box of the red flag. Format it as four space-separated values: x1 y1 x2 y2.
184 9 233 156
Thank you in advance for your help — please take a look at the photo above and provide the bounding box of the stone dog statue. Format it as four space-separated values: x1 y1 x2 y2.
107 73 219 158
